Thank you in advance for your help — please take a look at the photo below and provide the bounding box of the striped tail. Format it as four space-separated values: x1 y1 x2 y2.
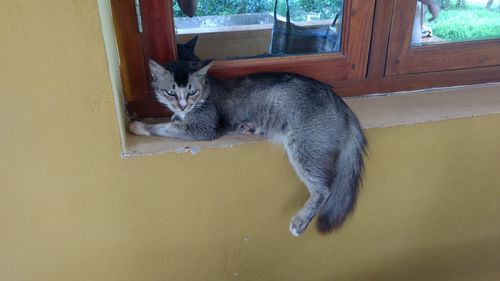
317 128 367 233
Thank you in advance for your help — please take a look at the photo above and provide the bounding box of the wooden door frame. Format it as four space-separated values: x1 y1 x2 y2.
110 0 149 103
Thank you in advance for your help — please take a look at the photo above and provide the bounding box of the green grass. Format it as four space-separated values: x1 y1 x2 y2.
428 6 500 42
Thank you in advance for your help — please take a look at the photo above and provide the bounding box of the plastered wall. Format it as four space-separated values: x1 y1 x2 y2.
1 1 499 281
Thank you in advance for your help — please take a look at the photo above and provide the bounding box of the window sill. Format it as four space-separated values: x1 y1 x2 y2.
121 82 500 158
346 82 500 129
124 132 265 157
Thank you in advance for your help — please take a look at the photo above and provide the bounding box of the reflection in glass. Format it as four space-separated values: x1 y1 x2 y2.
412 0 500 46
173 0 344 60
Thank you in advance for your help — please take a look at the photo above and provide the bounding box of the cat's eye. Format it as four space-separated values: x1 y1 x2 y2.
162 90 177 97
187 90 198 97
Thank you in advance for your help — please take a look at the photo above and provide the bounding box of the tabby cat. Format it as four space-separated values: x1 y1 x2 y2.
130 60 367 236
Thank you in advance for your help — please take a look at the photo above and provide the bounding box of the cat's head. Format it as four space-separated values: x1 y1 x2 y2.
149 60 213 115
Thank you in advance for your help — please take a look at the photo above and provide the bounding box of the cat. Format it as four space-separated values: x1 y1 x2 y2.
176 36 200 61
129 60 367 237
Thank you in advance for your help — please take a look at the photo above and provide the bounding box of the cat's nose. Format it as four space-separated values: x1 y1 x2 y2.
178 99 188 111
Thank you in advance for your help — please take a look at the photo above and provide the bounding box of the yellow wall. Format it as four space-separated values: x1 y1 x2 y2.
1 1 499 281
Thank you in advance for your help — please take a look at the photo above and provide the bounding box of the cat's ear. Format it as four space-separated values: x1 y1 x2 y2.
148 60 169 80
193 60 213 78
185 36 198 51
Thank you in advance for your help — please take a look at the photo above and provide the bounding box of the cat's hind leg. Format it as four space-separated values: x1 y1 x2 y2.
284 136 334 236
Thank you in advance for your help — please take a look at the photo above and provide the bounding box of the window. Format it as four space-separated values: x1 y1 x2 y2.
110 0 500 118
173 0 344 60
386 0 500 75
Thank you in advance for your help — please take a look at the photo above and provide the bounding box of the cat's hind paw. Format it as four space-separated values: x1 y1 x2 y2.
129 121 151 136
289 215 311 237
238 122 264 135
238 123 256 134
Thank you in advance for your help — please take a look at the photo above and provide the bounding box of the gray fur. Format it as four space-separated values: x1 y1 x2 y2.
130 60 367 236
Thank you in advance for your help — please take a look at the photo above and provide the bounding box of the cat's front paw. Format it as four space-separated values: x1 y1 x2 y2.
129 121 151 136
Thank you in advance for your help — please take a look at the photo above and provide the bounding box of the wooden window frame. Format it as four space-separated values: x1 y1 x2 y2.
111 0 500 118
386 0 500 76
111 0 375 117
333 0 500 96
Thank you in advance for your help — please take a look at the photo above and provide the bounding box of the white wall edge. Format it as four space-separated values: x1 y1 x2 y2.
96 0 128 154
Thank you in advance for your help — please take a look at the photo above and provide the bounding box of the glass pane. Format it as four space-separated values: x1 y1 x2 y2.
173 0 344 61
411 0 500 46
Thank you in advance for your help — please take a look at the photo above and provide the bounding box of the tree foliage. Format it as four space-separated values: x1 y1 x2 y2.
173 0 343 20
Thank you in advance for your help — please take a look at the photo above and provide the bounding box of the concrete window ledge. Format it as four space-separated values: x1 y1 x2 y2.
122 83 500 157
347 82 500 129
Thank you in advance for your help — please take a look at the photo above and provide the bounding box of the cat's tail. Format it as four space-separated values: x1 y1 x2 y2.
317 126 367 233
